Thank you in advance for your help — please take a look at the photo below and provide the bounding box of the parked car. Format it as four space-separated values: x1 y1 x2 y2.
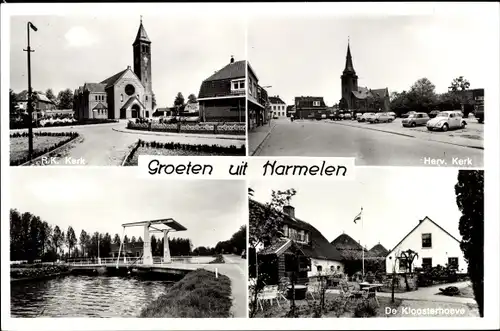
367 112 394 123
401 111 416 118
343 113 352 120
426 111 467 132
387 112 396 119
355 113 363 121
402 112 430 127
330 112 342 121
358 113 376 122
429 110 440 118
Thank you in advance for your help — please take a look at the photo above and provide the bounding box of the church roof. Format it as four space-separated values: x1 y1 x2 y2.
100 68 128 88
343 41 356 75
121 95 146 110
92 102 107 110
352 87 388 100
84 83 106 93
203 60 246 82
134 21 151 44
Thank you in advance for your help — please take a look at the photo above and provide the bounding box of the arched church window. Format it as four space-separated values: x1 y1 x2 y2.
125 84 135 96
121 94 124 102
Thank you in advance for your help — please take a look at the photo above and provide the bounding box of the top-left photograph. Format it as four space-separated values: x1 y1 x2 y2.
9 15 246 166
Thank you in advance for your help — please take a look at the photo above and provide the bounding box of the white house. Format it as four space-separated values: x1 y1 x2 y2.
385 216 467 274
269 96 287 119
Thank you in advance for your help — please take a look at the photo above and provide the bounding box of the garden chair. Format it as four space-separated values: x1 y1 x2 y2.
305 278 323 301
278 277 291 302
339 280 362 301
257 285 281 310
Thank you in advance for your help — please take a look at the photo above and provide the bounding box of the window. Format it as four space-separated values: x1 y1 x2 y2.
146 95 148 102
231 79 245 91
422 233 432 248
283 224 288 237
448 257 459 269
422 258 432 269
248 78 253 96
398 258 408 272
121 94 124 102
330 266 335 272
313 101 320 107
125 84 135 96
316 265 322 273
95 95 98 101
273 105 276 110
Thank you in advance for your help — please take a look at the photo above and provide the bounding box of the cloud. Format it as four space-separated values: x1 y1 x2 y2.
64 26 97 48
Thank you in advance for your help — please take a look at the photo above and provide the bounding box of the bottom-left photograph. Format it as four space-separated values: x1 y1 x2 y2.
8 168 247 318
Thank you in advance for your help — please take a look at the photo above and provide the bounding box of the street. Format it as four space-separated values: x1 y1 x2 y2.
219 254 248 318
254 119 483 167
10 121 245 166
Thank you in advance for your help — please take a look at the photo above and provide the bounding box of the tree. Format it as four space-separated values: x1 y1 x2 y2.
455 170 484 317
173 92 185 116
66 226 77 258
408 78 437 113
113 233 121 245
187 93 197 104
80 229 88 257
248 188 297 317
399 249 419 291
137 236 143 243
10 89 20 118
449 76 471 92
52 226 63 258
248 187 254 197
45 88 56 102
131 236 137 244
57 88 74 110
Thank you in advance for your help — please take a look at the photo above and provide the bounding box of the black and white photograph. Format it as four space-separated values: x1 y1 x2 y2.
248 169 483 318
9 15 246 166
247 15 487 167
9 168 247 318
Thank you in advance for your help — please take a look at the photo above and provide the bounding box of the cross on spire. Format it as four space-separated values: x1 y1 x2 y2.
140 15 143 24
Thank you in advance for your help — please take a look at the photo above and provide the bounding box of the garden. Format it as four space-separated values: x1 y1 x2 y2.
123 139 246 166
10 113 118 129
127 118 246 136
10 131 79 166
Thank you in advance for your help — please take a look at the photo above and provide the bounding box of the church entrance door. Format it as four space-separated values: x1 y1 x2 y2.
120 109 126 119
131 104 140 118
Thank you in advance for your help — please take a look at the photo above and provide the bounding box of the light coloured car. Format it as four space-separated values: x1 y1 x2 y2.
402 112 430 127
426 111 467 132
343 113 352 120
355 113 363 120
368 112 394 123
387 112 396 119
358 112 376 122
401 111 416 118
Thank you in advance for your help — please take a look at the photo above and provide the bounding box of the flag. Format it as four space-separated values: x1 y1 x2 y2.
353 209 362 224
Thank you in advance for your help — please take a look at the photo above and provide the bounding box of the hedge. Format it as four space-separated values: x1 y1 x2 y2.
136 139 246 156
127 120 245 136
10 131 79 166
10 118 118 129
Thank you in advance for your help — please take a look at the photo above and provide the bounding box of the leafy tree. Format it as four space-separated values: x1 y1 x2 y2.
45 88 56 102
449 76 470 92
52 226 63 258
123 235 130 244
113 233 121 245
80 229 88 257
101 233 112 258
173 92 185 116
137 236 143 243
455 170 484 317
10 89 20 118
131 236 137 244
407 78 437 113
248 188 297 317
187 93 197 104
66 226 77 258
57 88 74 110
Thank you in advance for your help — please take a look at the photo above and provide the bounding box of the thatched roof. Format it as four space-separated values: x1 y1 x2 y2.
331 233 365 251
368 243 389 257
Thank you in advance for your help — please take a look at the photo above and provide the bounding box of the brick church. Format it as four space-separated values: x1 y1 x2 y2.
73 19 156 120
339 40 390 113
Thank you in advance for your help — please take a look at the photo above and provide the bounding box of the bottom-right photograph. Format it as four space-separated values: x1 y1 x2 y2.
248 168 484 319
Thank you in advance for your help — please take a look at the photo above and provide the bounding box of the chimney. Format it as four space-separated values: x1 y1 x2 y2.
283 205 295 218
230 55 234 64
127 65 131 70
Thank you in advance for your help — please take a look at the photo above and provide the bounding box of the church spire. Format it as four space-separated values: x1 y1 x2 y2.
134 16 150 45
343 37 355 75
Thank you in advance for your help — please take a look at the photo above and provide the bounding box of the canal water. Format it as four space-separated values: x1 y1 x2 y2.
11 275 173 317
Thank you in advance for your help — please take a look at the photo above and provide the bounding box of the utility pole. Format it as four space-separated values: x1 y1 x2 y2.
23 22 38 161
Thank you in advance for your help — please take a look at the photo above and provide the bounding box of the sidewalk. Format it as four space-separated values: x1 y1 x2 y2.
112 126 246 141
248 123 276 156
327 120 483 150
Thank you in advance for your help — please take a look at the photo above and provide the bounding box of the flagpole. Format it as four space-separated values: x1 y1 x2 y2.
361 207 364 280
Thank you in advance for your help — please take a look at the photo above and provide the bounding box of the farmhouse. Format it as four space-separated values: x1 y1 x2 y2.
385 216 467 274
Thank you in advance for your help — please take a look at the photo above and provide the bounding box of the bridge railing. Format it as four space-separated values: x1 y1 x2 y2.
66 255 216 266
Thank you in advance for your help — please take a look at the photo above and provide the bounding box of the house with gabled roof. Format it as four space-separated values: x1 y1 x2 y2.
197 56 246 122
73 19 155 120
294 96 327 119
249 199 344 284
268 95 287 119
339 39 390 113
385 216 467 274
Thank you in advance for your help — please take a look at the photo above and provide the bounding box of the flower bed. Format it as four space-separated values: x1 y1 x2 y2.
127 121 245 136
10 118 118 129
10 131 79 166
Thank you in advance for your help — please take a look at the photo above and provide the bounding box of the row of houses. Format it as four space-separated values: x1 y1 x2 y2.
250 199 467 284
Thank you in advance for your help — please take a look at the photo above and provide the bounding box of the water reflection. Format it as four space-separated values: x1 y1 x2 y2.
11 275 172 317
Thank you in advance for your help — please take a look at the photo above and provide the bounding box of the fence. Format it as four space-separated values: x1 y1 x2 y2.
66 255 214 266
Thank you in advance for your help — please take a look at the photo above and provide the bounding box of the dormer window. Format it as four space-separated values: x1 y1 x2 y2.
283 224 289 237
313 101 320 107
231 79 245 92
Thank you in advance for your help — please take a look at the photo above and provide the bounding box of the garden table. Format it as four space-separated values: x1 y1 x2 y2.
286 284 307 300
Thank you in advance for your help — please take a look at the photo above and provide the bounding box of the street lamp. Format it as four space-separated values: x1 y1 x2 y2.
24 21 38 161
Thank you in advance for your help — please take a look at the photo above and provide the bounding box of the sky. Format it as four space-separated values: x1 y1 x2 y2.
9 15 245 107
248 15 492 106
249 168 469 251
10 168 246 249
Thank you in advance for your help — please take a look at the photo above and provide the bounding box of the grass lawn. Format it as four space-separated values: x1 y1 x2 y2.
140 269 232 318
251 292 402 318
125 147 231 166
10 136 70 164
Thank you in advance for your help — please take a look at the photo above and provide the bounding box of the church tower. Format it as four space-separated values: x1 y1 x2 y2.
133 17 152 94
340 38 358 110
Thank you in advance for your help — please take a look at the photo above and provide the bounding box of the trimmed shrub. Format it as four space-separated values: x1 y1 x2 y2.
353 299 378 317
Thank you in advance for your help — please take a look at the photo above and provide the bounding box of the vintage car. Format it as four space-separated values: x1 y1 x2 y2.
358 113 376 122
426 111 466 131
367 112 394 123
402 112 430 127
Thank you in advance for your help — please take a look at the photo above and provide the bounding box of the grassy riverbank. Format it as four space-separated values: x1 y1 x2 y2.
140 268 232 318
11 264 70 281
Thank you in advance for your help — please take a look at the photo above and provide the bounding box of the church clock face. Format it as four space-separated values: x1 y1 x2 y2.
143 56 148 65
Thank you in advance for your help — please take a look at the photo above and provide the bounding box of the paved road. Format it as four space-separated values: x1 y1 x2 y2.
256 120 483 167
221 254 248 318
11 122 245 166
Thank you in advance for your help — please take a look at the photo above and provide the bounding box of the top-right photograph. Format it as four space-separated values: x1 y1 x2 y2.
247 15 486 167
